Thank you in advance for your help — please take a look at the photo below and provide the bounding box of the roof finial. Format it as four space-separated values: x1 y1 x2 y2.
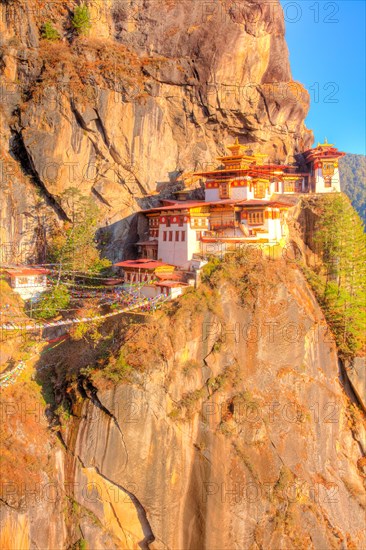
324 137 328 144
234 137 240 145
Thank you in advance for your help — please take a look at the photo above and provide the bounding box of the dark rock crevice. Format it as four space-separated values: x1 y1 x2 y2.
338 359 366 416
91 186 112 208
80 377 130 467
9 129 70 222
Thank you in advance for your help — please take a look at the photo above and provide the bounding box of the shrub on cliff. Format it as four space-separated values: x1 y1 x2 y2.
41 22 60 41
201 256 222 283
32 284 70 319
102 351 133 383
72 4 92 35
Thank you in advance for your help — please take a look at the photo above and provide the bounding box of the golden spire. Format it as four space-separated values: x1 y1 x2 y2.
317 137 334 148
227 137 244 155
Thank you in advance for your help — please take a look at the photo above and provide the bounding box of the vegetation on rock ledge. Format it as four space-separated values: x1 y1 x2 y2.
48 188 111 274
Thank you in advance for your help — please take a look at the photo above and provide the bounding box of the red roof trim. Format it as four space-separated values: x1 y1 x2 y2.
4 268 50 277
155 281 189 287
143 201 206 213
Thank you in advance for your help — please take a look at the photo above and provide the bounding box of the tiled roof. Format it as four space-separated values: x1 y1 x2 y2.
155 281 189 287
143 198 293 213
114 259 174 270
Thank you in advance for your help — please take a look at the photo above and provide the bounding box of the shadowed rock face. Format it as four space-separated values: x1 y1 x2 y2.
0 0 312 259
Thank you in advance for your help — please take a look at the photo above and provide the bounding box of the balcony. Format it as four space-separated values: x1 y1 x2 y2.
210 221 237 231
201 226 271 243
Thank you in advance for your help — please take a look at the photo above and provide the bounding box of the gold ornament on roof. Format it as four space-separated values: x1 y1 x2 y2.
227 138 245 155
317 137 334 148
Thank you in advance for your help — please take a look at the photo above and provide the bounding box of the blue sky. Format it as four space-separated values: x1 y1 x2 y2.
281 0 366 154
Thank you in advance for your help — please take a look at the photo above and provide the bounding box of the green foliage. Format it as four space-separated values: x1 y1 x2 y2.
70 314 103 344
33 285 70 319
201 256 222 283
41 21 60 41
72 4 92 35
70 538 87 550
54 400 71 425
304 194 366 356
339 154 366 224
48 188 111 274
71 322 90 341
103 351 133 382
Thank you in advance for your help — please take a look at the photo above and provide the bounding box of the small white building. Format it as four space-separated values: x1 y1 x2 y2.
4 268 49 301
155 280 189 299
303 141 345 193
113 259 189 301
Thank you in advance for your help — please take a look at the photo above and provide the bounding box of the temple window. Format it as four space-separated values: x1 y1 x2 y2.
163 231 167 241
248 211 264 225
181 231 186 241
17 277 29 285
169 231 173 241
254 182 265 198
220 182 231 199
175 231 180 241
284 181 295 193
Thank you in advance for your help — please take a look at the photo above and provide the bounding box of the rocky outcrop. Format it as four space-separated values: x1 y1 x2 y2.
0 0 313 260
61 264 364 550
1 256 365 548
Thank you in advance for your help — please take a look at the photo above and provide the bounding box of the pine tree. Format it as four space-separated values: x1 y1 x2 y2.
72 4 92 35
41 21 60 41
311 194 366 355
48 188 111 275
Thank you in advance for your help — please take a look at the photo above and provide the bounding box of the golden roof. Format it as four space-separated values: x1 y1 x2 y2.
226 137 245 156
221 139 269 167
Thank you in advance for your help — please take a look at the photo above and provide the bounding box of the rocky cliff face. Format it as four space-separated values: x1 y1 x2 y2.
65 263 365 550
0 0 312 260
1 258 365 549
